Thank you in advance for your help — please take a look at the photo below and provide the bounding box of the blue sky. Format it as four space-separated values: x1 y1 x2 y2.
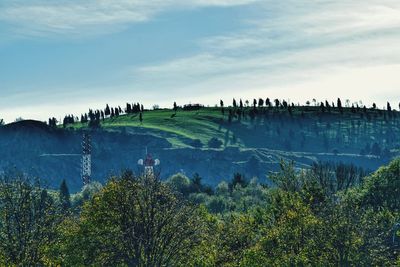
1 0 400 122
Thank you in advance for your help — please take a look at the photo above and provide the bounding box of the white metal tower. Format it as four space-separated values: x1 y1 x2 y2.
82 132 92 186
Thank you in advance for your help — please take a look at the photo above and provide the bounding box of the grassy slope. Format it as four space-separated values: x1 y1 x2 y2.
64 106 400 155
68 108 228 148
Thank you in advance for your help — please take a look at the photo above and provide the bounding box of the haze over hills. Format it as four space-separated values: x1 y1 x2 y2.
1 101 399 192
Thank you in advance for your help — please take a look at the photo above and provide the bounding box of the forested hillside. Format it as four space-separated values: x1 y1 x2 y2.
0 158 399 265
1 101 399 191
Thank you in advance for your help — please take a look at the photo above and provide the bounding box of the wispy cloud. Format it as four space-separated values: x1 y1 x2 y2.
131 0 400 103
1 0 400 122
0 0 258 38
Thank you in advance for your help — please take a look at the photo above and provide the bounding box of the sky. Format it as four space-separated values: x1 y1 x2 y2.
1 0 400 123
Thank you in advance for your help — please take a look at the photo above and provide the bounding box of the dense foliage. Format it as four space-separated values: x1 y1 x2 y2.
0 159 399 266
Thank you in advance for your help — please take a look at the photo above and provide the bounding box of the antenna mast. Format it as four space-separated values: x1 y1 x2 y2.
82 132 92 186
138 149 160 176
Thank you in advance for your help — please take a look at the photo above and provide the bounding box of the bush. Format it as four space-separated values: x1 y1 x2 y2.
190 139 203 148
208 137 223 148
207 196 228 213
72 181 103 208
167 173 191 195
216 181 229 196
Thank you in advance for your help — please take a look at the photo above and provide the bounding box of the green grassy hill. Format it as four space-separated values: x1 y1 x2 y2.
64 106 400 156
67 108 225 148
2 105 399 191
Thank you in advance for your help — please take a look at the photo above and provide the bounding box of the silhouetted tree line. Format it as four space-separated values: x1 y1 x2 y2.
62 115 76 127
124 103 144 114
216 97 400 156
220 97 399 123
47 101 146 128
311 161 368 195
48 117 57 127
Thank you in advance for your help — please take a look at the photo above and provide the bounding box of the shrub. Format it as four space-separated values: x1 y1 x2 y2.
208 137 223 148
191 139 203 148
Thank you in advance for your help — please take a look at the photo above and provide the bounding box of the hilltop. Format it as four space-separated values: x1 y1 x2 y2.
1 105 399 191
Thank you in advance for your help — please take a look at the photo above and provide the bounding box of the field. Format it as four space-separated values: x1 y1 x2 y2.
66 108 226 148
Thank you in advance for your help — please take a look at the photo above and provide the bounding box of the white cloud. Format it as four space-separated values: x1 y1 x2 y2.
0 0 258 37
2 0 400 122
129 0 400 105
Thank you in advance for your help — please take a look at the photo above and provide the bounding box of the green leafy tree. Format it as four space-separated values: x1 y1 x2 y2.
360 158 400 211
167 173 191 196
59 173 205 266
216 214 258 266
230 173 247 190
0 174 58 265
270 160 303 192
242 191 327 266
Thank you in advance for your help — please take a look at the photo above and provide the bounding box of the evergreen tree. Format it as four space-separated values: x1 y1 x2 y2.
230 173 247 190
258 98 264 107
190 173 202 193
105 104 111 117
48 117 58 127
266 98 271 107
387 102 392 112
288 104 293 115
274 99 280 108
126 103 132 114
320 102 325 113
337 98 343 113
59 179 71 213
